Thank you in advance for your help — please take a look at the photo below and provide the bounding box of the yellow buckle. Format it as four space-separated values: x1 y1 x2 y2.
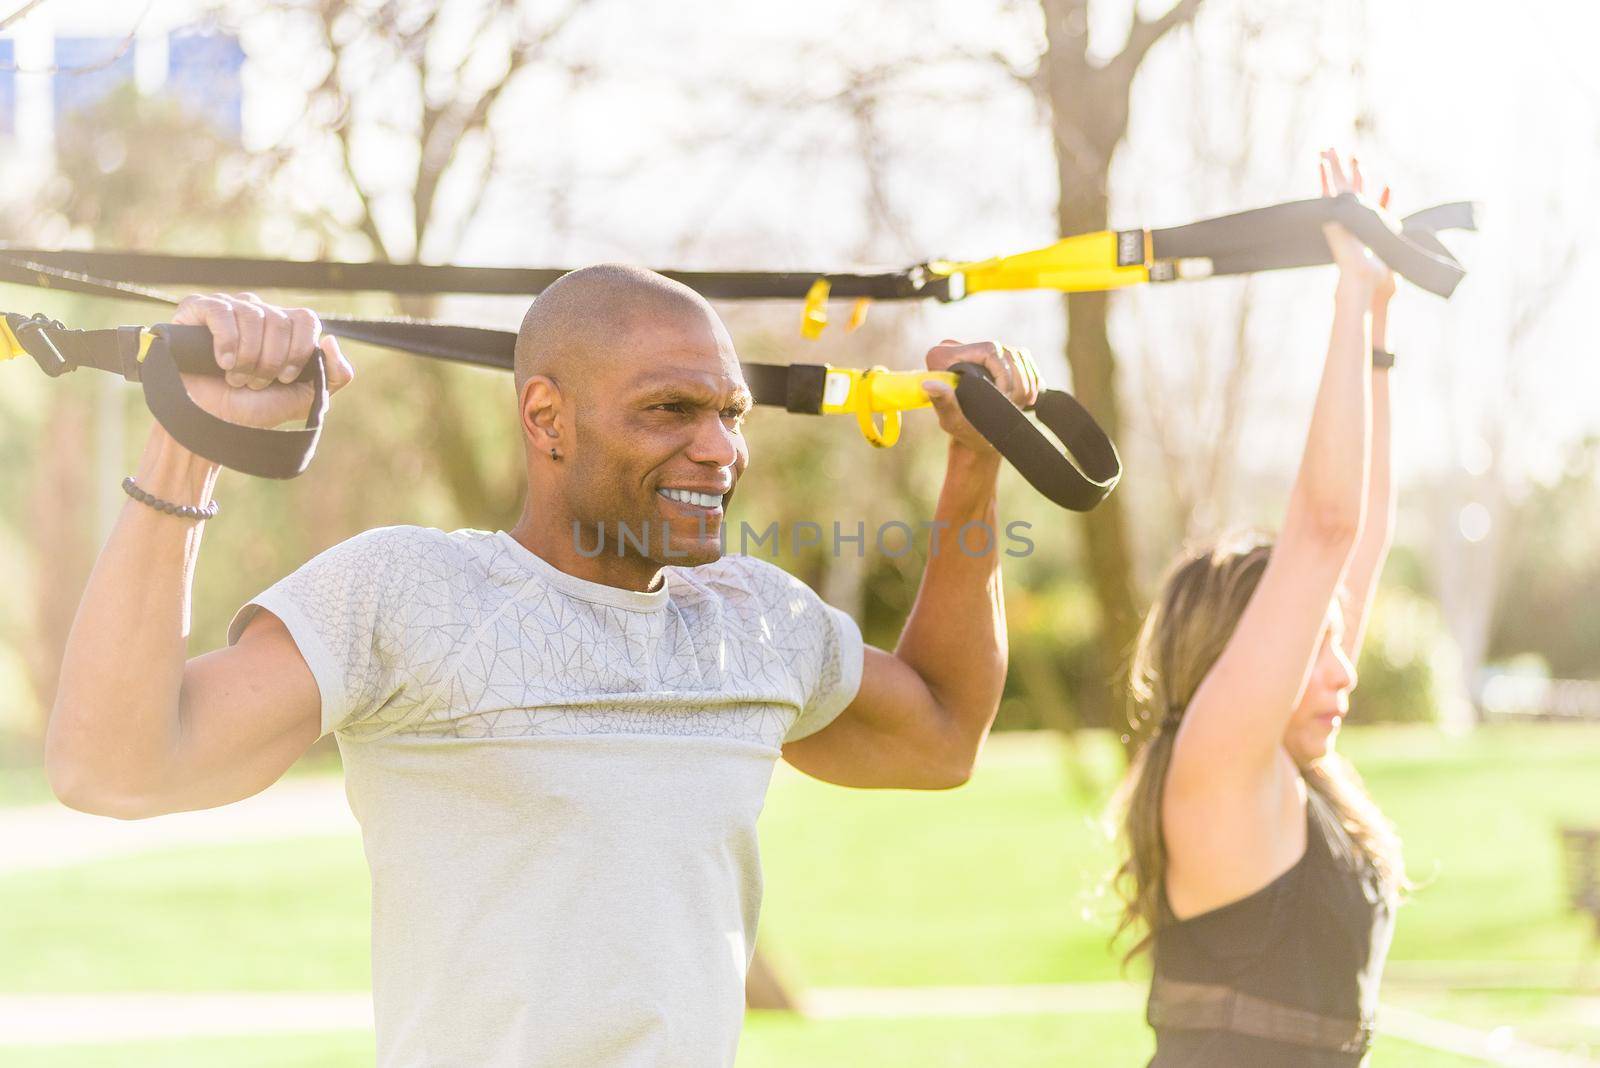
817 365 960 448
854 366 901 447
801 278 830 339
846 297 871 332
929 228 1152 295
0 317 25 363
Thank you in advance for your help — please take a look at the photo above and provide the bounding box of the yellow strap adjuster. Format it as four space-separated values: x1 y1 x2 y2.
0 317 26 363
801 278 830 339
816 365 959 448
928 229 1152 295
137 328 157 363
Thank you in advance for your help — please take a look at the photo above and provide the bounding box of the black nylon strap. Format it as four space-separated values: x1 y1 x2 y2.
116 326 142 381
8 316 1121 509
2 253 1121 507
951 363 1120 512
0 318 327 480
741 361 829 414
740 362 803 411
1150 194 1476 297
0 247 951 302
141 325 328 481
0 252 520 371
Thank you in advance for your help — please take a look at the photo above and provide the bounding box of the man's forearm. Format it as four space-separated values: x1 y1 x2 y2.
893 442 1007 754
46 428 220 805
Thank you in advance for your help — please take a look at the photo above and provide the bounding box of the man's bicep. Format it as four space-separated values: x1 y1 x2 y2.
781 645 951 788
165 609 323 812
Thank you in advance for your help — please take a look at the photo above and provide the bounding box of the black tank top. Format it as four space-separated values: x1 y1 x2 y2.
1146 790 1396 1067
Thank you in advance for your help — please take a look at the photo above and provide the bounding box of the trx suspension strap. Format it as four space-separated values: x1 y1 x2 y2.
0 191 1475 313
0 256 1121 508
932 193 1477 301
3 188 1474 496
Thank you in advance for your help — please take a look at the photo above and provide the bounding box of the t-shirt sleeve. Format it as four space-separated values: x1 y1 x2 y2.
724 557 864 744
226 525 424 737
782 593 864 743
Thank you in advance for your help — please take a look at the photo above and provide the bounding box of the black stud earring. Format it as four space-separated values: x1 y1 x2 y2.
549 446 559 460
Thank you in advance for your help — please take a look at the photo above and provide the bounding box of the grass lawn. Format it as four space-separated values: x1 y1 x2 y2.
757 724 1600 988
739 1013 1485 1067
1 724 1596 1063
0 1017 1485 1067
0 1034 377 1068
0 763 50 808
1 837 371 993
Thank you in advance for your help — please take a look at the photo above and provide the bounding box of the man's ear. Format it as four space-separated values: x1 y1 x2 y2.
521 375 564 449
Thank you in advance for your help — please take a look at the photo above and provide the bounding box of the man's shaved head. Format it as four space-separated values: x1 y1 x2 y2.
514 264 718 397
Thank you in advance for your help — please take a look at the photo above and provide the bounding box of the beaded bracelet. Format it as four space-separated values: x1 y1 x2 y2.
121 476 220 521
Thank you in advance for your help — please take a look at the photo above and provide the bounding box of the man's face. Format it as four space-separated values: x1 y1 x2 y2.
563 310 750 568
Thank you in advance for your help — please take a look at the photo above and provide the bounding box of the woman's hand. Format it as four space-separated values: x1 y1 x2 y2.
1318 149 1393 300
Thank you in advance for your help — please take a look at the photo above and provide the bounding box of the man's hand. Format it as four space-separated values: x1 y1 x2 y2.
172 293 355 430
920 339 1040 457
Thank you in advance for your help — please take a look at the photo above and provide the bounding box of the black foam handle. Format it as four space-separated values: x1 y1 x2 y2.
949 362 1121 512
140 324 327 479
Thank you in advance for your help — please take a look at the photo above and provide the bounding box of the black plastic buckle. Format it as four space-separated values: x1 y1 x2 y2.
9 313 71 377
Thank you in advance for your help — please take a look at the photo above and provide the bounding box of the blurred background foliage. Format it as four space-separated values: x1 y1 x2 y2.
3 0 1598 760
5 4 1600 1060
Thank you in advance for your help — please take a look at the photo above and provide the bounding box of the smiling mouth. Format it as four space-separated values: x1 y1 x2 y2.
657 488 725 511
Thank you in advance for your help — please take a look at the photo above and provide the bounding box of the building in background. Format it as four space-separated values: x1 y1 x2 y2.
2 13 247 550
1 14 243 181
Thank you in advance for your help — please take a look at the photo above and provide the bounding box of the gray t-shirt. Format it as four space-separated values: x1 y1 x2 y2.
229 526 864 1067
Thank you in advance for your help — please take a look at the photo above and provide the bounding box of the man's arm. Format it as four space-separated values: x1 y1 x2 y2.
46 295 353 818
781 341 1031 790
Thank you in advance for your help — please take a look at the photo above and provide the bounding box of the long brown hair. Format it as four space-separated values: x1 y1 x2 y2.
1109 532 1404 964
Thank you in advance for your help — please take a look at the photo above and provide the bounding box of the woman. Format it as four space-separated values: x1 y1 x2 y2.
1114 150 1406 1067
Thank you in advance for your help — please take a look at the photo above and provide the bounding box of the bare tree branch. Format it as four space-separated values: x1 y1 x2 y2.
0 0 50 33
0 0 152 73
313 2 392 261
1115 0 1204 75
411 0 587 260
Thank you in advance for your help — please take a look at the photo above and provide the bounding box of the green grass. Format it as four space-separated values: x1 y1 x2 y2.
0 1018 1486 1067
1341 726 1600 965
2 724 1597 1062
741 1012 1487 1067
0 763 50 808
0 1033 375 1068
758 730 1128 987
1 837 371 993
756 725 1600 988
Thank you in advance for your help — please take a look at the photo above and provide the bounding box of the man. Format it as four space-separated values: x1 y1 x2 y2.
47 265 1036 1067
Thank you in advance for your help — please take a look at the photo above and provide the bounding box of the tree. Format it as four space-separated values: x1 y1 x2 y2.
1031 0 1206 743
248 0 592 527
7 84 265 731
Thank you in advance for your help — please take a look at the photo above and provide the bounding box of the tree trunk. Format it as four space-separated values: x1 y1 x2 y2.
745 944 797 1011
23 392 96 733
1054 169 1142 749
1039 0 1206 753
